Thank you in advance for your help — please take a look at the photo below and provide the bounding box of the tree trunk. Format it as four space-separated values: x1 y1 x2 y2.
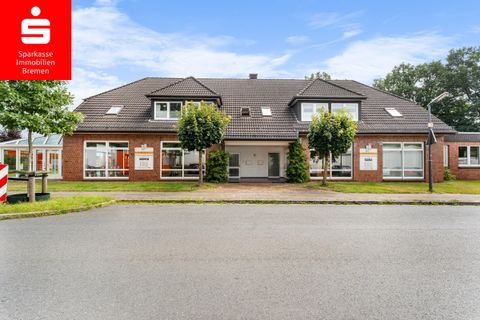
322 152 329 186
28 129 36 202
198 150 204 184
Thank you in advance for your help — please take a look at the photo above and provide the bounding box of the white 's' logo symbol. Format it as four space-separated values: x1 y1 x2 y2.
21 6 50 44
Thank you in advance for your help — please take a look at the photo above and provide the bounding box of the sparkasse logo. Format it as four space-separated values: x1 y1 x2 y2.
21 6 51 45
0 1 71 80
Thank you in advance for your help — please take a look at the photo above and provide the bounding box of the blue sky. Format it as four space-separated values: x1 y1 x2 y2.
70 0 480 106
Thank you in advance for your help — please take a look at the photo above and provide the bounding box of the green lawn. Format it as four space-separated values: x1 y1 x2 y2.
6 180 212 192
306 180 480 194
0 195 113 215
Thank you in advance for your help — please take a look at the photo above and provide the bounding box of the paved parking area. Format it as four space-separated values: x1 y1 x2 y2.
1 204 480 319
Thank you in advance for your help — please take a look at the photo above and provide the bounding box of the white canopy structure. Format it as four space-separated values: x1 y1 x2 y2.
0 134 63 178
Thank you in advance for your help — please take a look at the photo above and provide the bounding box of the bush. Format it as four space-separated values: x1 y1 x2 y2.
444 168 456 181
206 150 229 183
286 141 308 183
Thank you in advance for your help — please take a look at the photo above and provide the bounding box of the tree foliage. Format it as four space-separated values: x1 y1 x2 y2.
286 140 308 183
0 80 83 202
0 81 83 137
305 72 332 80
0 128 22 142
307 110 356 185
177 101 230 184
206 150 229 183
373 47 480 131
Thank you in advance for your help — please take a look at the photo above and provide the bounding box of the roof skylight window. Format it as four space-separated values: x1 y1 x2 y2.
385 107 402 117
261 107 272 116
106 105 124 115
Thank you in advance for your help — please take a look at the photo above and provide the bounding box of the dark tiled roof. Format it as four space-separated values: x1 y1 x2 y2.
75 77 455 138
445 132 480 142
148 76 219 98
295 78 364 99
330 80 454 134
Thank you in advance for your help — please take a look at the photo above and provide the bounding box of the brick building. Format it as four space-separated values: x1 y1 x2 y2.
61 75 474 183
444 133 480 180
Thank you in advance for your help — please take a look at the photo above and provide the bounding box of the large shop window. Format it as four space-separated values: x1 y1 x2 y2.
383 142 424 179
161 142 205 179
310 148 352 179
458 146 480 167
84 142 129 178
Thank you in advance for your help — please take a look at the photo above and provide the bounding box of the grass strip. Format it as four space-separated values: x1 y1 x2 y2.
0 196 114 221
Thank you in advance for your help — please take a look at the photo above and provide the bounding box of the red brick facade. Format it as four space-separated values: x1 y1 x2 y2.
445 141 480 180
63 133 177 181
301 134 445 183
353 134 445 183
64 132 446 182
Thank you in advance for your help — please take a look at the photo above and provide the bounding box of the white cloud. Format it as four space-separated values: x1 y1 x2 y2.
68 3 294 107
286 35 310 45
309 11 362 41
310 11 363 29
69 2 293 107
342 29 362 39
69 68 122 108
322 33 452 84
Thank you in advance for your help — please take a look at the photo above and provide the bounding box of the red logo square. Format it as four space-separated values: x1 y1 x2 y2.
0 0 72 80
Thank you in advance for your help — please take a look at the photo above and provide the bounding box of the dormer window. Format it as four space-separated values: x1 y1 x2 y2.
188 101 215 107
261 107 272 116
154 101 182 120
106 105 123 115
331 103 359 121
241 107 250 116
301 103 327 121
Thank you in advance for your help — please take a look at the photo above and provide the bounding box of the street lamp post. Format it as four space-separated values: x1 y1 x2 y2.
426 92 450 192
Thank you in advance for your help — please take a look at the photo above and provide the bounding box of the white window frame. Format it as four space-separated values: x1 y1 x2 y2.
444 145 449 167
154 101 183 120
83 141 129 180
331 103 359 121
309 148 353 180
458 145 480 167
301 102 328 121
160 141 205 180
383 142 424 180
187 101 215 107
0 147 62 178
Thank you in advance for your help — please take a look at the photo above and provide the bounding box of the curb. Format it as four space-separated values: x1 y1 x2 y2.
0 200 116 221
1 198 478 221
117 199 480 206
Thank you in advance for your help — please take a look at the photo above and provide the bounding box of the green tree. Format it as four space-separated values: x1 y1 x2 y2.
305 72 332 80
373 47 480 131
0 80 83 201
307 109 356 186
206 150 229 183
178 101 230 184
286 140 308 183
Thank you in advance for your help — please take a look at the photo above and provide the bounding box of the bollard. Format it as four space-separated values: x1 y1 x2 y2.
28 172 35 203
42 173 48 193
0 164 7 203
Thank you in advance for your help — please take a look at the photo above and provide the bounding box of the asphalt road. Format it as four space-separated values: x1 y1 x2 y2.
1 204 480 320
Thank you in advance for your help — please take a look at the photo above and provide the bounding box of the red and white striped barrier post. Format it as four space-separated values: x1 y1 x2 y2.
0 164 7 203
